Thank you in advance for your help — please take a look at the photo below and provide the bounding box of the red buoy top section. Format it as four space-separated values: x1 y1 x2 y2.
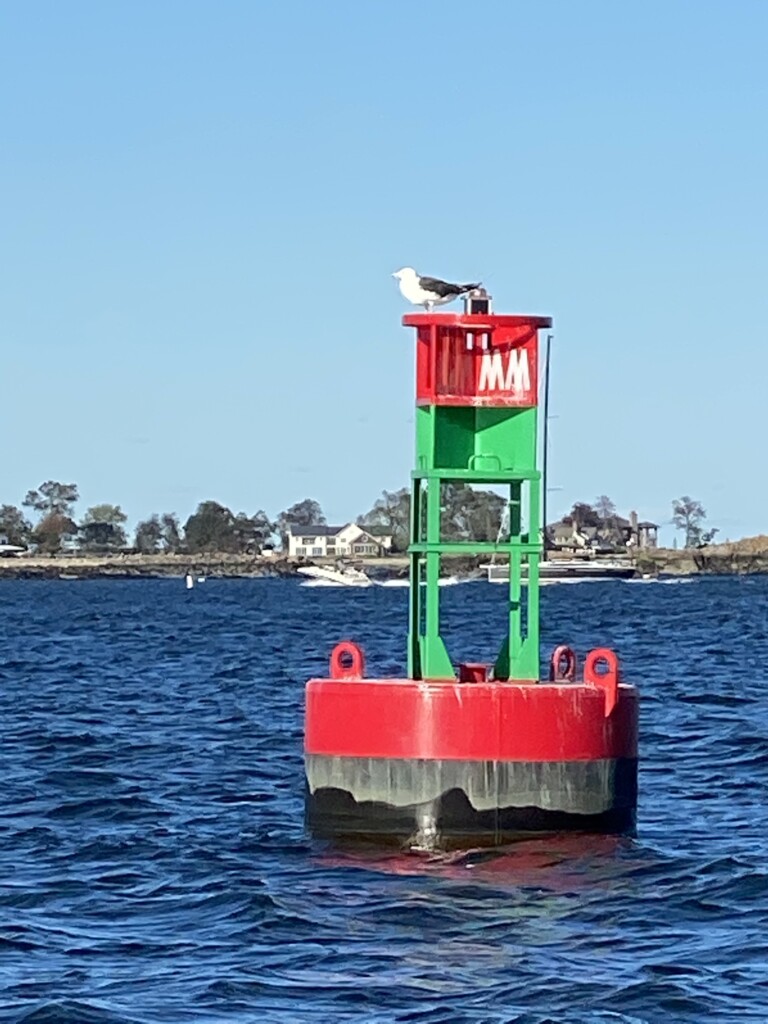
404 312 552 408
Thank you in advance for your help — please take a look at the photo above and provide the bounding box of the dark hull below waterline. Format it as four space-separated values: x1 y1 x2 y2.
305 756 638 848
307 790 635 847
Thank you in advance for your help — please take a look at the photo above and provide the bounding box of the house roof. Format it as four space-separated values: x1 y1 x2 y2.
288 522 393 543
359 524 393 537
288 524 345 537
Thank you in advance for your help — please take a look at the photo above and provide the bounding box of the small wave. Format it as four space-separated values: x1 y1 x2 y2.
15 1002 140 1024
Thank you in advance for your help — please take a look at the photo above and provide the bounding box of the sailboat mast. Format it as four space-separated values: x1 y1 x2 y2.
541 334 552 560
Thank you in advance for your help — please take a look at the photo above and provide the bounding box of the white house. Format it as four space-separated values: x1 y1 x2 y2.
287 523 393 559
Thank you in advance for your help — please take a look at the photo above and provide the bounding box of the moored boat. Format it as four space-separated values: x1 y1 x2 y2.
485 556 639 584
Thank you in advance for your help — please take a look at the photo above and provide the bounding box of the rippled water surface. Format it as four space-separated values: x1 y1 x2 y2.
2 576 767 1023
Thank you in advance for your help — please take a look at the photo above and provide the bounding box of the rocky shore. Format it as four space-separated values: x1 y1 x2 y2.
636 536 768 577
0 553 301 580
3 537 768 580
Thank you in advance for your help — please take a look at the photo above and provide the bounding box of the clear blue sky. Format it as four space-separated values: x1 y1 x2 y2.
2 0 767 545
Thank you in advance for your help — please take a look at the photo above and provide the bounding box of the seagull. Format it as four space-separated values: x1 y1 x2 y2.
392 267 481 311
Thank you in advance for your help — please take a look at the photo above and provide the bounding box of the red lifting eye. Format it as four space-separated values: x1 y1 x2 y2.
330 642 366 680
549 645 577 682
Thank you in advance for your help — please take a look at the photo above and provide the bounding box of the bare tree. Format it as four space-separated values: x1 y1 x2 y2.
672 496 707 548
594 495 617 522
32 513 78 554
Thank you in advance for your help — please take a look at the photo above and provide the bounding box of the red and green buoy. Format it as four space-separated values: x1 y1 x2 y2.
304 294 638 849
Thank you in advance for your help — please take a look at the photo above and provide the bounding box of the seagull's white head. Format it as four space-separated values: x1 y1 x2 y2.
392 267 417 281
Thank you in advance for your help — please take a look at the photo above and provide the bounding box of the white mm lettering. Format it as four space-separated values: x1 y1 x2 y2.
478 350 530 392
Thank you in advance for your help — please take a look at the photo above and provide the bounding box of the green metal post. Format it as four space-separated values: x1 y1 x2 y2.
407 478 423 679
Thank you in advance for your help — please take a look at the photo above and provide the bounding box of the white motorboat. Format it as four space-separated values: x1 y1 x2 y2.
299 566 475 588
298 565 375 588
0 543 25 558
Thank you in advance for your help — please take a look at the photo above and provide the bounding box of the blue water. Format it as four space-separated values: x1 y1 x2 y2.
2 576 767 1023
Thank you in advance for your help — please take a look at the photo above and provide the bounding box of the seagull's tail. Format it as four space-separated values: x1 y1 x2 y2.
460 282 481 293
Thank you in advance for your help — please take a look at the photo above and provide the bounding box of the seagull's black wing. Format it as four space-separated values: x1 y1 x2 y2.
418 275 480 297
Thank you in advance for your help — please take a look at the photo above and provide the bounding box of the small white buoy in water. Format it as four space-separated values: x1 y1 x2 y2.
185 572 195 589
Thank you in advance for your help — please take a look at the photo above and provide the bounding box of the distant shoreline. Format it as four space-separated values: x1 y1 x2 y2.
0 553 303 581
634 536 768 577
0 552 416 581
2 541 768 580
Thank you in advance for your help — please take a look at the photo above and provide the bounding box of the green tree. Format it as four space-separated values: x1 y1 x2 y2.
565 502 601 530
23 481 79 518
0 504 32 547
672 496 708 547
441 483 505 542
467 488 507 541
184 501 238 552
79 504 128 548
161 513 182 552
232 510 275 553
82 503 127 526
135 515 163 554
32 512 78 554
277 498 326 550
358 488 410 552
250 510 275 549
135 513 183 553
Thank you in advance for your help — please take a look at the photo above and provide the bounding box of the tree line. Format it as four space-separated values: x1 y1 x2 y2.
0 480 716 555
0 482 510 556
562 494 718 549
0 482 293 555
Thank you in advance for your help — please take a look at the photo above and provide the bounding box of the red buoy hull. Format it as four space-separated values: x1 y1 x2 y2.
304 678 638 847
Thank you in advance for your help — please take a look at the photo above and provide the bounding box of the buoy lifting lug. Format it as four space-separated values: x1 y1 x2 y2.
584 647 620 717
330 641 366 680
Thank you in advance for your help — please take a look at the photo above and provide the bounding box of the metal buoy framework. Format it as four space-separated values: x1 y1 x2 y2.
304 292 638 848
